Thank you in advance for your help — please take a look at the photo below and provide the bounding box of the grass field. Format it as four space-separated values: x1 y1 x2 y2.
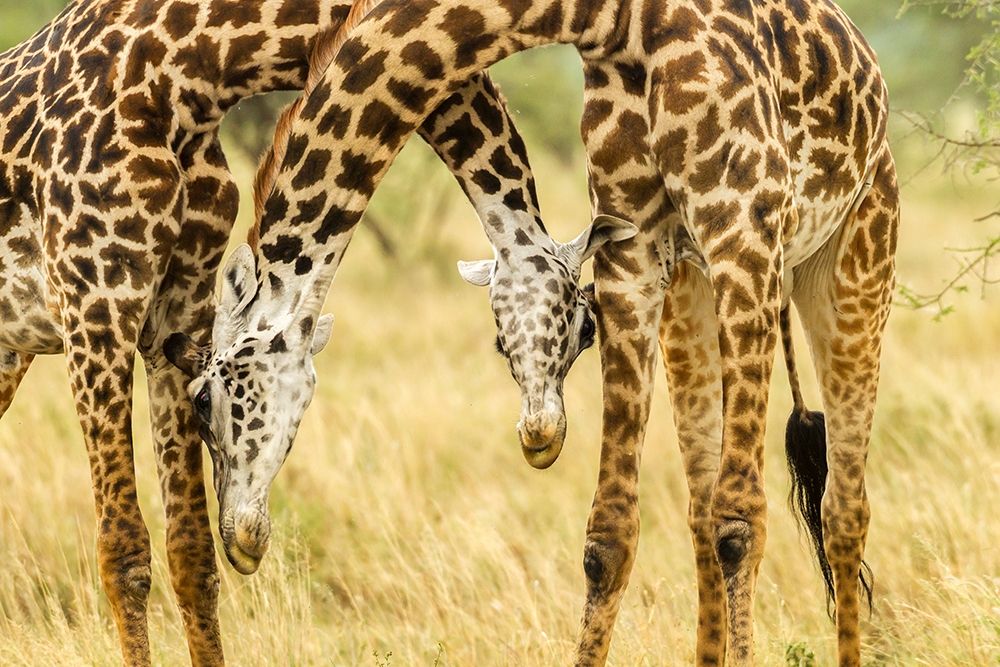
0 117 997 666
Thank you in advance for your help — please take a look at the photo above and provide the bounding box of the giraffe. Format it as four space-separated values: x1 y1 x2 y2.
0 0 581 664
164 0 638 576
178 1 900 665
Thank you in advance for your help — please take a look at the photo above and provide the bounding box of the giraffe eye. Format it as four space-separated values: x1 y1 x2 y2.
194 387 212 421
579 315 595 350
494 335 507 357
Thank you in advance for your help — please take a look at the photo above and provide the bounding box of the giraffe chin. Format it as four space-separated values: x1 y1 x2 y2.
224 543 263 576
518 410 567 470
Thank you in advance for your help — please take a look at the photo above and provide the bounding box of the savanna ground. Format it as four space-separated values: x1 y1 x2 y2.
1 2 999 666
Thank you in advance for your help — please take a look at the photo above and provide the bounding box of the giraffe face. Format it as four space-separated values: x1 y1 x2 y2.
458 215 637 469
166 246 334 575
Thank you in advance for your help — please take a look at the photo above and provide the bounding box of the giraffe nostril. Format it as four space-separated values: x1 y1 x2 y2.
518 410 562 450
233 507 271 559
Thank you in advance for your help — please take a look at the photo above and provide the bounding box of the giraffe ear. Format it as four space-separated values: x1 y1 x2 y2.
163 333 208 378
310 314 334 356
567 214 639 264
457 259 495 287
220 244 258 319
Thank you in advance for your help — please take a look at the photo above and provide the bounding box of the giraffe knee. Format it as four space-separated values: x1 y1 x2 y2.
822 479 871 544
168 541 221 611
97 522 152 608
712 519 762 581
582 537 634 597
101 554 153 608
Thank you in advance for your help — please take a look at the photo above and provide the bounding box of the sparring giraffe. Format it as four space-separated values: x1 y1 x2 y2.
0 0 587 664
180 0 899 665
165 0 637 575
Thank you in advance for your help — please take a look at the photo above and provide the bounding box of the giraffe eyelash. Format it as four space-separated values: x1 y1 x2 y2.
494 335 506 357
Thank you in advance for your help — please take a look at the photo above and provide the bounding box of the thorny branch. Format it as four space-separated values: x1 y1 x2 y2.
895 0 999 316
896 237 1000 319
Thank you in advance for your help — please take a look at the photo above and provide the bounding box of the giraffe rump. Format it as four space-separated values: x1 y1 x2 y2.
249 0 382 250
782 313 874 615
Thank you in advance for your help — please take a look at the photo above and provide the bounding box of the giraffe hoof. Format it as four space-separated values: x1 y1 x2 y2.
517 410 566 469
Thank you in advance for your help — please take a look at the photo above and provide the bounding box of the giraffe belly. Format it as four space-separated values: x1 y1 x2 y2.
0 207 64 355
783 201 852 270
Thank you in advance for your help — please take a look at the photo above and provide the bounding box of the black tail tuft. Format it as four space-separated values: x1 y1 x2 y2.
785 409 835 605
786 409 875 615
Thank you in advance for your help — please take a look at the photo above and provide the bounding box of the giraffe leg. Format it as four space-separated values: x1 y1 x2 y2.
659 264 726 665
700 225 784 666
791 148 899 667
139 134 236 666
0 351 33 416
573 236 665 666
62 324 152 666
142 352 223 666
49 147 184 667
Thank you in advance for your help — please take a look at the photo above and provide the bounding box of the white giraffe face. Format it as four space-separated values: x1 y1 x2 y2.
458 214 637 469
166 246 333 575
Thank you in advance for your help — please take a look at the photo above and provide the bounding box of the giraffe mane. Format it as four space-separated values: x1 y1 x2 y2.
248 0 382 251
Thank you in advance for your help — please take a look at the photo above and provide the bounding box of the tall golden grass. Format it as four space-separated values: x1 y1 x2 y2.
1 96 998 667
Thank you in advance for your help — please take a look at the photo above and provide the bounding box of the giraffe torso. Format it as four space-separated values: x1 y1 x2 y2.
591 0 887 274
579 0 887 274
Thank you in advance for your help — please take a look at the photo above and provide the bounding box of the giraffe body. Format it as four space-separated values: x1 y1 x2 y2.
186 1 899 665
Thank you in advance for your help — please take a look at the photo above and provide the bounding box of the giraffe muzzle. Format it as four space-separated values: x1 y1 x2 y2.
517 409 566 469
221 506 271 575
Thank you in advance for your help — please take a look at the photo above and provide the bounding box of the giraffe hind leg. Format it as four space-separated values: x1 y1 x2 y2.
782 308 874 614
790 145 899 666
659 264 727 666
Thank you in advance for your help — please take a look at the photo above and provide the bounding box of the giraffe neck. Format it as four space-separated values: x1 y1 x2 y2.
250 0 618 324
416 74 552 255
103 0 351 133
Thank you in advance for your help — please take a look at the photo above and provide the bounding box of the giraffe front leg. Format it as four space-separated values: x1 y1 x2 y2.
50 145 184 666
574 238 665 666
659 264 727 665
791 148 899 667
0 350 33 416
140 134 235 666
63 323 152 666
143 353 223 666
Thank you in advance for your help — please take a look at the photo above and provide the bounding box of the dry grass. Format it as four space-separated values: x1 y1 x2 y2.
0 135 998 666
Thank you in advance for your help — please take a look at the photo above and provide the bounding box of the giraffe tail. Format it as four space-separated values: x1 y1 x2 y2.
780 307 873 615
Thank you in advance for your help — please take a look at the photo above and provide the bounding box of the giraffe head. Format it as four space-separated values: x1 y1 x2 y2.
165 246 333 575
459 212 637 469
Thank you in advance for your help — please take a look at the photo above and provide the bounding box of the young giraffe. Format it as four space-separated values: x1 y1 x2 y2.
182 1 899 665
166 0 636 575
0 0 586 664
